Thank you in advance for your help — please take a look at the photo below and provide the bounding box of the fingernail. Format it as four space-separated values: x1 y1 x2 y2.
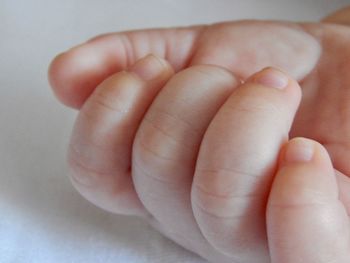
284 138 314 163
254 67 289 89
130 54 168 80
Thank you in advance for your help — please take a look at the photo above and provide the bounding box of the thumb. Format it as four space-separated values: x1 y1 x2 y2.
267 138 350 263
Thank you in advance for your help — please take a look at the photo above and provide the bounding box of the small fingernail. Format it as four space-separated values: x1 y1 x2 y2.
254 67 289 89
130 54 168 80
284 138 314 164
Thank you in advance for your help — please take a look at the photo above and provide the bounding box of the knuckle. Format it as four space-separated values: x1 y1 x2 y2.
195 166 260 197
136 132 173 163
226 90 288 131
92 92 127 115
233 92 282 116
67 148 104 188
134 118 183 165
132 135 176 185
193 164 269 220
85 72 141 119
133 112 195 183
134 107 196 164
67 167 93 190
81 73 141 122
147 107 200 140
193 167 264 218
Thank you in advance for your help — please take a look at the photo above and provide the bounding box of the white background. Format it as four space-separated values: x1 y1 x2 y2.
1 0 349 262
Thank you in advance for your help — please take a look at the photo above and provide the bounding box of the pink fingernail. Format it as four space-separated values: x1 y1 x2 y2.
284 138 314 163
130 54 168 80
254 67 289 89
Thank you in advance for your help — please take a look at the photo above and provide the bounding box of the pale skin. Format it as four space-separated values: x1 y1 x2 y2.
48 6 350 263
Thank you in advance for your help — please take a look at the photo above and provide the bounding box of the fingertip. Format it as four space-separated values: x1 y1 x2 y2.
280 137 333 172
271 137 338 207
251 67 289 89
251 67 301 97
238 67 302 116
129 54 174 81
48 51 79 108
48 47 96 109
48 43 122 109
268 137 350 263
281 137 315 164
257 67 300 91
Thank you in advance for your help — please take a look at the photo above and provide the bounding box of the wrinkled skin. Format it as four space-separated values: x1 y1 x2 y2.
49 8 350 263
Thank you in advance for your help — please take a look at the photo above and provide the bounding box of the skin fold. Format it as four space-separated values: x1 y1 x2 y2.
48 6 350 263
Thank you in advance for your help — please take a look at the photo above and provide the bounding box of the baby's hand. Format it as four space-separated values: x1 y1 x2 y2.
48 8 350 262
57 55 350 262
58 46 310 261
49 11 350 189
